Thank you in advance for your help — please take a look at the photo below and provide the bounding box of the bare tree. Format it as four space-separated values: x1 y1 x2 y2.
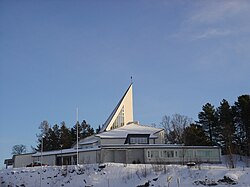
12 144 27 155
161 114 192 144
161 115 171 143
37 120 50 138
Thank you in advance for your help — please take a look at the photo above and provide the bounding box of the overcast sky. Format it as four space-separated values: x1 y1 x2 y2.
1 0 250 168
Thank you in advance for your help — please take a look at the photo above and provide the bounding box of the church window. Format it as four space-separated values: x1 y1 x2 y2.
111 106 124 129
130 137 148 144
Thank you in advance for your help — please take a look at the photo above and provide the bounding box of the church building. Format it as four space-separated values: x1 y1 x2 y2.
10 83 221 168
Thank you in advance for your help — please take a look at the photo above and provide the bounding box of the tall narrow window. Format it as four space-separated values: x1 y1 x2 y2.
111 106 124 129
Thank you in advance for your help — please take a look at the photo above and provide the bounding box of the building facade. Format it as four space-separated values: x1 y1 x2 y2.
9 83 221 168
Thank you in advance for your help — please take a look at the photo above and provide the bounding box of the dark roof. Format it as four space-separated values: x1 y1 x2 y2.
4 159 13 165
100 83 132 133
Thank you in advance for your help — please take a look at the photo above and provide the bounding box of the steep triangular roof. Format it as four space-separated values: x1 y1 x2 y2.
100 83 133 132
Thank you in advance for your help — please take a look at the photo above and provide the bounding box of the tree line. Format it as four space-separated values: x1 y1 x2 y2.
36 120 97 152
12 94 249 158
161 95 250 157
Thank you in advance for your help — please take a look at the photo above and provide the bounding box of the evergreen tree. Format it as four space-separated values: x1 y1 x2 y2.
71 120 94 144
80 120 94 138
217 99 235 155
37 133 51 151
36 120 94 151
80 120 88 139
71 121 81 145
96 125 101 134
233 95 250 156
86 124 94 136
60 121 72 149
46 124 60 151
198 103 218 145
184 124 210 146
52 124 60 149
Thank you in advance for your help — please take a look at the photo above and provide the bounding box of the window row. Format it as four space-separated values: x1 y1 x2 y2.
147 149 219 158
130 137 148 144
148 150 176 158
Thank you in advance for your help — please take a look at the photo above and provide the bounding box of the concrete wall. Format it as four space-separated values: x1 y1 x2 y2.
43 155 56 166
101 149 127 163
13 154 33 168
101 149 114 163
79 151 100 164
114 150 126 163
127 149 144 164
33 155 56 166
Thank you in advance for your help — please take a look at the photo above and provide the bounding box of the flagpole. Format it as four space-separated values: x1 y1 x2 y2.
76 107 79 165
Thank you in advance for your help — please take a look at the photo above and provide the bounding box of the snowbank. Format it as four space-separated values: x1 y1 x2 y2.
0 163 250 187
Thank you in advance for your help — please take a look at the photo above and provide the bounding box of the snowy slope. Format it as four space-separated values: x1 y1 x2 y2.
1 162 250 187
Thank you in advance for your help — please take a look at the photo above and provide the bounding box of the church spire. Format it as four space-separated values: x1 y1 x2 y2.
100 83 134 132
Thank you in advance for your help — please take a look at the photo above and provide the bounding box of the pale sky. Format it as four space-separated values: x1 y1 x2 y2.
1 0 249 168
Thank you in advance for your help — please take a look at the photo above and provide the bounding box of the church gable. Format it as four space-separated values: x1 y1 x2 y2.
100 83 133 132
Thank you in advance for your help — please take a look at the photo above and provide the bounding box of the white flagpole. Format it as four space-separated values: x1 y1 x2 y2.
76 107 79 165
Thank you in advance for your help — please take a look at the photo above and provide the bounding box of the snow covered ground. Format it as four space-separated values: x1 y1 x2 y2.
1 160 250 187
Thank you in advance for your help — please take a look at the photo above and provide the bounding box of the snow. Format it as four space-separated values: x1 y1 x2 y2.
96 123 162 138
32 147 101 157
1 159 250 187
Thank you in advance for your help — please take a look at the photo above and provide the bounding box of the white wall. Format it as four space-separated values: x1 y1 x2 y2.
79 151 99 164
101 149 114 163
154 130 165 144
33 155 56 166
43 155 56 166
14 154 33 168
127 149 144 164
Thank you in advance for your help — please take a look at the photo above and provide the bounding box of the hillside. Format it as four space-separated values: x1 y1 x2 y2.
1 160 250 187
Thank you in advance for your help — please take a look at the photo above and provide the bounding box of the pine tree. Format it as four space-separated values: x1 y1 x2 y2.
52 124 60 149
86 124 94 137
198 103 218 145
217 99 235 155
60 121 72 149
81 120 94 138
184 123 210 146
217 99 236 168
47 124 60 150
96 125 101 134
80 120 88 139
233 95 250 156
71 121 81 145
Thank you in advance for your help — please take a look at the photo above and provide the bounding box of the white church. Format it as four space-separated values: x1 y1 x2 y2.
11 83 221 168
